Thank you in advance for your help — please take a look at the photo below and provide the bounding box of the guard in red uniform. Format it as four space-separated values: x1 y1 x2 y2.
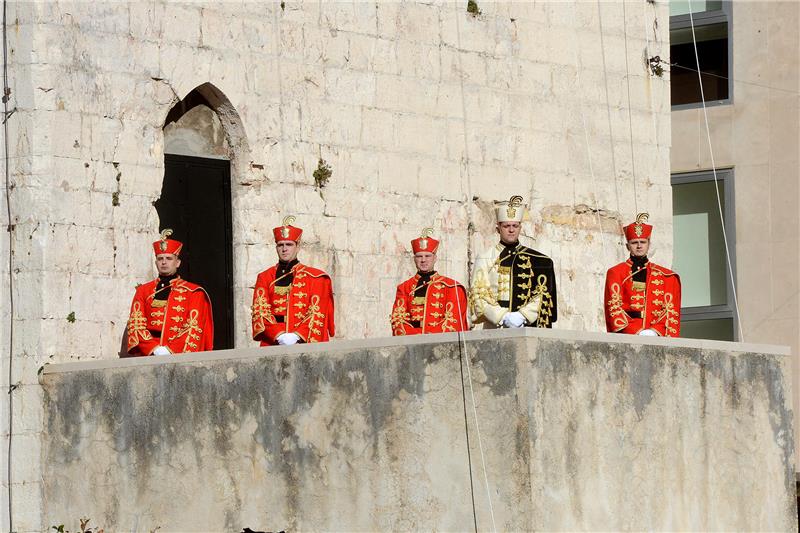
252 216 335 346
604 213 681 337
126 230 214 356
390 228 468 335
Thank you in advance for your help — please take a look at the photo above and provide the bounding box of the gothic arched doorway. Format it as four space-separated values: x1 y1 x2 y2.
156 86 234 350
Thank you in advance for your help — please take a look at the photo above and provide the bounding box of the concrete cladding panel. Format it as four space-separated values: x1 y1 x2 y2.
40 330 795 531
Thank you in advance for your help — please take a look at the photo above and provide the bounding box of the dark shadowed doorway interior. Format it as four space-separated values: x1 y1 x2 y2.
155 154 233 350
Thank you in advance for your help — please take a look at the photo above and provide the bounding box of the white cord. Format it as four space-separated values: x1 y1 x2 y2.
453 285 497 533
571 1 608 263
453 6 497 531
621 0 640 214
687 0 745 341
595 0 623 219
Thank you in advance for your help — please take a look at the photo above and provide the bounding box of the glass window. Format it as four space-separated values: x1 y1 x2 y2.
670 0 723 17
670 1 731 107
672 170 736 341
680 318 734 341
672 180 727 307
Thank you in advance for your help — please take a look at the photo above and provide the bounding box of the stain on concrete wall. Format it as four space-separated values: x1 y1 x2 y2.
41 332 796 531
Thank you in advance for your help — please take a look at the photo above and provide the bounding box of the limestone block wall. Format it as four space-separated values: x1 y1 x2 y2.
39 330 796 532
1 2 673 528
3 0 672 355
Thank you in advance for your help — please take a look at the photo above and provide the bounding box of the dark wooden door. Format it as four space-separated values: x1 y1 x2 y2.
155 154 234 350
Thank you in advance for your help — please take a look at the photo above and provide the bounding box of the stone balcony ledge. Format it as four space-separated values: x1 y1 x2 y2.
41 327 792 375
40 329 796 532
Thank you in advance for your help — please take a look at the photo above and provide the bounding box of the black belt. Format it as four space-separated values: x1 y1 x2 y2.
409 320 421 328
274 315 285 323
627 311 642 319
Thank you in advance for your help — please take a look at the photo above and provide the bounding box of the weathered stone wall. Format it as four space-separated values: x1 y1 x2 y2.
5 0 671 353
2 1 673 529
39 330 795 532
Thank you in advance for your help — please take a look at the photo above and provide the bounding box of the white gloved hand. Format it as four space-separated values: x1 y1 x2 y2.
502 312 526 328
638 329 659 337
151 345 171 356
276 333 301 345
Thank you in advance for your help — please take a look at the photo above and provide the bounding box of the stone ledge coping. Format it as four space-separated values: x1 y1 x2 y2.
41 328 791 377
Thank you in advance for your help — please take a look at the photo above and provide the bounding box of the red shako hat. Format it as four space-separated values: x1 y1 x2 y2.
153 229 183 256
623 212 653 241
273 215 303 242
411 227 439 254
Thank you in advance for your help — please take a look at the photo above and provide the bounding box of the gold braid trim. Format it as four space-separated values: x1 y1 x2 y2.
128 301 152 349
515 256 534 306
390 298 411 335
529 274 553 327
167 308 204 351
651 292 679 336
252 286 276 337
298 294 326 342
469 274 498 316
607 282 628 330
434 301 458 332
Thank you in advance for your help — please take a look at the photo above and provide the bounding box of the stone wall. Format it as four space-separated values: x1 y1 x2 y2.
1 1 673 528
4 0 671 354
39 329 796 532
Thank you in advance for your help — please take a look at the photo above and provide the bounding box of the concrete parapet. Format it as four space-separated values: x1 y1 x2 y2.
40 329 796 531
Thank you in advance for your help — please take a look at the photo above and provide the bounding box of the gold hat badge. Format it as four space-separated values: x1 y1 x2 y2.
634 212 649 238
419 227 434 249
506 195 523 218
159 228 173 252
281 215 296 239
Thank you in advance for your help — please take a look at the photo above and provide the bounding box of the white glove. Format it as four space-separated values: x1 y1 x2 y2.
638 329 659 337
152 345 171 356
502 312 526 328
276 333 301 345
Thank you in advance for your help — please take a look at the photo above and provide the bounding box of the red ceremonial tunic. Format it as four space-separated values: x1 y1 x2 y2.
251 263 335 345
127 278 214 355
604 260 681 337
390 273 468 335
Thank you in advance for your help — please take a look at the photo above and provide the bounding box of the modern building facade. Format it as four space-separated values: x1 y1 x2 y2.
669 0 800 461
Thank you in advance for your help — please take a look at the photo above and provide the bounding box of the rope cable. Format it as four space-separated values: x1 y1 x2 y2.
2 0 14 528
595 0 623 219
454 287 497 533
666 61 800 95
687 0 745 341
571 1 608 262
454 5 497 532
621 0 640 214
456 326 479 533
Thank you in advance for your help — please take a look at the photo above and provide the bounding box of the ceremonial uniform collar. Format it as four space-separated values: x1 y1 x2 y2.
151 275 181 300
627 256 649 270
496 241 519 252
276 258 299 274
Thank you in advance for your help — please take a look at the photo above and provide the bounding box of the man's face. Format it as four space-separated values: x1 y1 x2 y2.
414 251 436 273
276 240 299 262
497 222 521 244
155 253 181 276
626 238 650 258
